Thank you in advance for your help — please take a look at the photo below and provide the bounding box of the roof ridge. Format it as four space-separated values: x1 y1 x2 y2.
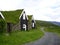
0 9 24 12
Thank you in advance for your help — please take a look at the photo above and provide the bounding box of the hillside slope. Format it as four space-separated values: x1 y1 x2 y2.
36 20 58 27
36 20 60 36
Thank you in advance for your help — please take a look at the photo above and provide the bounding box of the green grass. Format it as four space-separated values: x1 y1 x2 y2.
36 20 60 37
45 26 60 36
0 28 44 45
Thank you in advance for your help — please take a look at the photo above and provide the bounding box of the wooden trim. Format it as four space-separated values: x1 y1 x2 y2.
0 12 5 19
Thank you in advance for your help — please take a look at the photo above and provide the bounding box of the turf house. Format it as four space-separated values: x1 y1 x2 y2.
0 9 36 33
27 15 36 29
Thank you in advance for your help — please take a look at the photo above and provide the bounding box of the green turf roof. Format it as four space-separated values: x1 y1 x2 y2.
27 15 33 21
1 9 23 24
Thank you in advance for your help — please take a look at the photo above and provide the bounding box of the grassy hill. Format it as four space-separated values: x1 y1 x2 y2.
36 20 60 36
36 20 57 27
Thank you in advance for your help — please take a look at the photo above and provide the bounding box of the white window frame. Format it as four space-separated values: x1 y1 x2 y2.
23 24 26 31
32 23 34 27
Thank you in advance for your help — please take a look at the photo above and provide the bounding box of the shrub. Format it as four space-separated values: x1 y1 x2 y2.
0 19 6 33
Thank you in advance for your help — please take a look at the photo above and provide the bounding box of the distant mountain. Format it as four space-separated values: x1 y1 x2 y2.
36 20 58 27
36 20 60 27
50 21 60 26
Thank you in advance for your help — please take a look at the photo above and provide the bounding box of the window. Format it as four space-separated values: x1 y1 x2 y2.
23 14 25 20
23 24 26 28
23 24 26 31
24 11 25 13
32 23 34 27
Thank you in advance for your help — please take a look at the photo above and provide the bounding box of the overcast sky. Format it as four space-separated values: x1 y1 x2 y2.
0 0 60 22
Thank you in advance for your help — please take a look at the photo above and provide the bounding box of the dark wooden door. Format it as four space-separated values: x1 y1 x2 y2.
7 23 11 33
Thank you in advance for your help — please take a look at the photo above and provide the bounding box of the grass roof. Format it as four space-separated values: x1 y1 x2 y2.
27 15 33 21
1 9 23 24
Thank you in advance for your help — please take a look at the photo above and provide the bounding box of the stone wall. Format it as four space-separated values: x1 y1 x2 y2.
28 22 32 30
12 22 20 31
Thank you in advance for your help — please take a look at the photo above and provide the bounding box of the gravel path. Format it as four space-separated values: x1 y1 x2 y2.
24 28 60 45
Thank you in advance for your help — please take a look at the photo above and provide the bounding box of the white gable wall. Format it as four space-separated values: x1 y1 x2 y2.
19 10 28 20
